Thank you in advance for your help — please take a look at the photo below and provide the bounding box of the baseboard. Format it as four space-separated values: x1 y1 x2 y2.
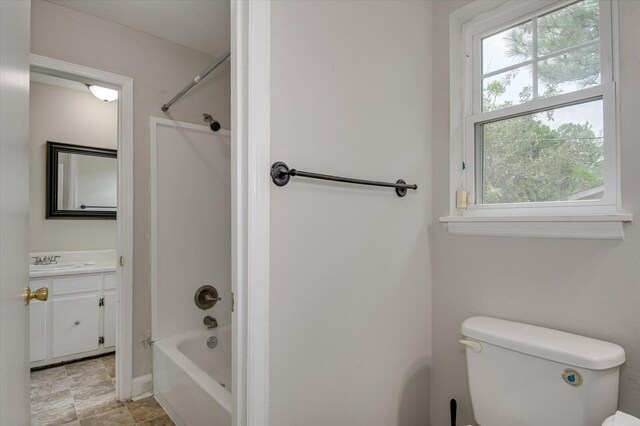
154 391 184 426
131 373 153 401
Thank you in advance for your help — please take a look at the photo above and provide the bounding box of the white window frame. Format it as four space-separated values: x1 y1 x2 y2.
441 0 632 239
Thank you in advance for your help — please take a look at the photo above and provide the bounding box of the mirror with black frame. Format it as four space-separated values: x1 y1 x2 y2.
46 141 117 219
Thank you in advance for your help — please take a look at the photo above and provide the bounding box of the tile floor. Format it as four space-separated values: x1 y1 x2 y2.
30 354 174 426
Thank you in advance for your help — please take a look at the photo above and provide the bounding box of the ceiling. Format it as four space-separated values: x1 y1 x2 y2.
47 0 230 57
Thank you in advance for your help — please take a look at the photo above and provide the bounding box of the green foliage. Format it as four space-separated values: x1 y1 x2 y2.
507 0 600 90
538 44 600 92
482 113 603 204
481 0 604 204
537 0 599 55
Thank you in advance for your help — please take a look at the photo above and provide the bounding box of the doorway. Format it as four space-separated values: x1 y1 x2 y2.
1 1 243 423
28 69 119 423
27 55 134 423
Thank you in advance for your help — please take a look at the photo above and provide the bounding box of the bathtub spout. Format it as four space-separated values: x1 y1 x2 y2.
204 316 218 329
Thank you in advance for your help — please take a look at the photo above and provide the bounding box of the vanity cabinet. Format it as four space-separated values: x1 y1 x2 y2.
29 279 48 363
103 293 117 347
52 295 101 357
30 271 116 368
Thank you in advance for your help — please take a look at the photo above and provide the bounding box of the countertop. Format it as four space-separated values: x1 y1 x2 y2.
29 264 116 278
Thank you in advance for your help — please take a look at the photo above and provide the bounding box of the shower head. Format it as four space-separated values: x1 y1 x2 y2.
202 113 221 132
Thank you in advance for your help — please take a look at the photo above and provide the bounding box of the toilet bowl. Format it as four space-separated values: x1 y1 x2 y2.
603 412 640 426
460 316 638 426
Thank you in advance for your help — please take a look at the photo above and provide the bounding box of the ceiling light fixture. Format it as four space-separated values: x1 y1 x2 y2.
86 84 118 102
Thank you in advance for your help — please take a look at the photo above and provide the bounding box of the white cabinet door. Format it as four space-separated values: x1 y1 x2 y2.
52 295 100 358
103 292 116 348
30 301 47 363
29 279 48 363
104 273 116 290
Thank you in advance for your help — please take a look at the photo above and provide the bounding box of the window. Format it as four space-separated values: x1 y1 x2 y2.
462 0 619 216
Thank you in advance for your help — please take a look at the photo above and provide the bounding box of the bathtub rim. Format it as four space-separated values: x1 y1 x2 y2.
153 328 232 414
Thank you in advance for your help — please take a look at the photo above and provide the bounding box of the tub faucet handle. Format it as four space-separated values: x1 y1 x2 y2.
194 285 221 309
203 316 218 329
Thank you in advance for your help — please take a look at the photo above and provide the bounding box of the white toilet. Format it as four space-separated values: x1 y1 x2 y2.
460 316 640 426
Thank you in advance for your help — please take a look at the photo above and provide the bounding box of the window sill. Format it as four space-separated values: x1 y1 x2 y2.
439 214 633 240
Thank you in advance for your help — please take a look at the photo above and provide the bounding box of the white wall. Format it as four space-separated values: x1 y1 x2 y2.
29 81 118 252
154 125 231 339
430 1 640 424
269 1 432 424
30 0 231 377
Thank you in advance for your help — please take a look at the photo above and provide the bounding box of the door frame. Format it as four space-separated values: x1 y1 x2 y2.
30 54 134 401
231 0 271 424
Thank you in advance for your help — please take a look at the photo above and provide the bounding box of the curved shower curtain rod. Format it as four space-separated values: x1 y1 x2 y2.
161 48 231 112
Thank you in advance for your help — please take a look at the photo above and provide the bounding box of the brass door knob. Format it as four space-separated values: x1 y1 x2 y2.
24 286 48 305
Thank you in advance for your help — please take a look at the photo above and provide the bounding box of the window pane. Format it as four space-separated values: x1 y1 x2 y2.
538 0 600 56
482 65 533 112
482 21 532 74
538 44 601 97
480 99 604 204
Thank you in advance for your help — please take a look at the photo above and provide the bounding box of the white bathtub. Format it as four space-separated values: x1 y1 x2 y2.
153 326 231 426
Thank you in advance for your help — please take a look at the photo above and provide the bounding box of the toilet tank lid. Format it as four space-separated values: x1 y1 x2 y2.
461 316 626 370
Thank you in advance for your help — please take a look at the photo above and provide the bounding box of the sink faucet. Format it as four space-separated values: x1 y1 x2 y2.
31 255 61 265
203 316 218 329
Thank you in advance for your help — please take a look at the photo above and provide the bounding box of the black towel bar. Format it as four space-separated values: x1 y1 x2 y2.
270 161 417 197
80 205 117 209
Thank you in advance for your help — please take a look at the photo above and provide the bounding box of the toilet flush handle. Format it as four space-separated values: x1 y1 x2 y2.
459 339 482 353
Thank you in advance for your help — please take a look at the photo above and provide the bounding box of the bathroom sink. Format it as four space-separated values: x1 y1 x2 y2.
29 263 83 272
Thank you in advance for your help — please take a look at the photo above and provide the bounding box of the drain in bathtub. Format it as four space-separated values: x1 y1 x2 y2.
207 336 218 348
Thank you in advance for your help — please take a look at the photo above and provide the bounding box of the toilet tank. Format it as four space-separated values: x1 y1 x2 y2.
461 317 625 426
